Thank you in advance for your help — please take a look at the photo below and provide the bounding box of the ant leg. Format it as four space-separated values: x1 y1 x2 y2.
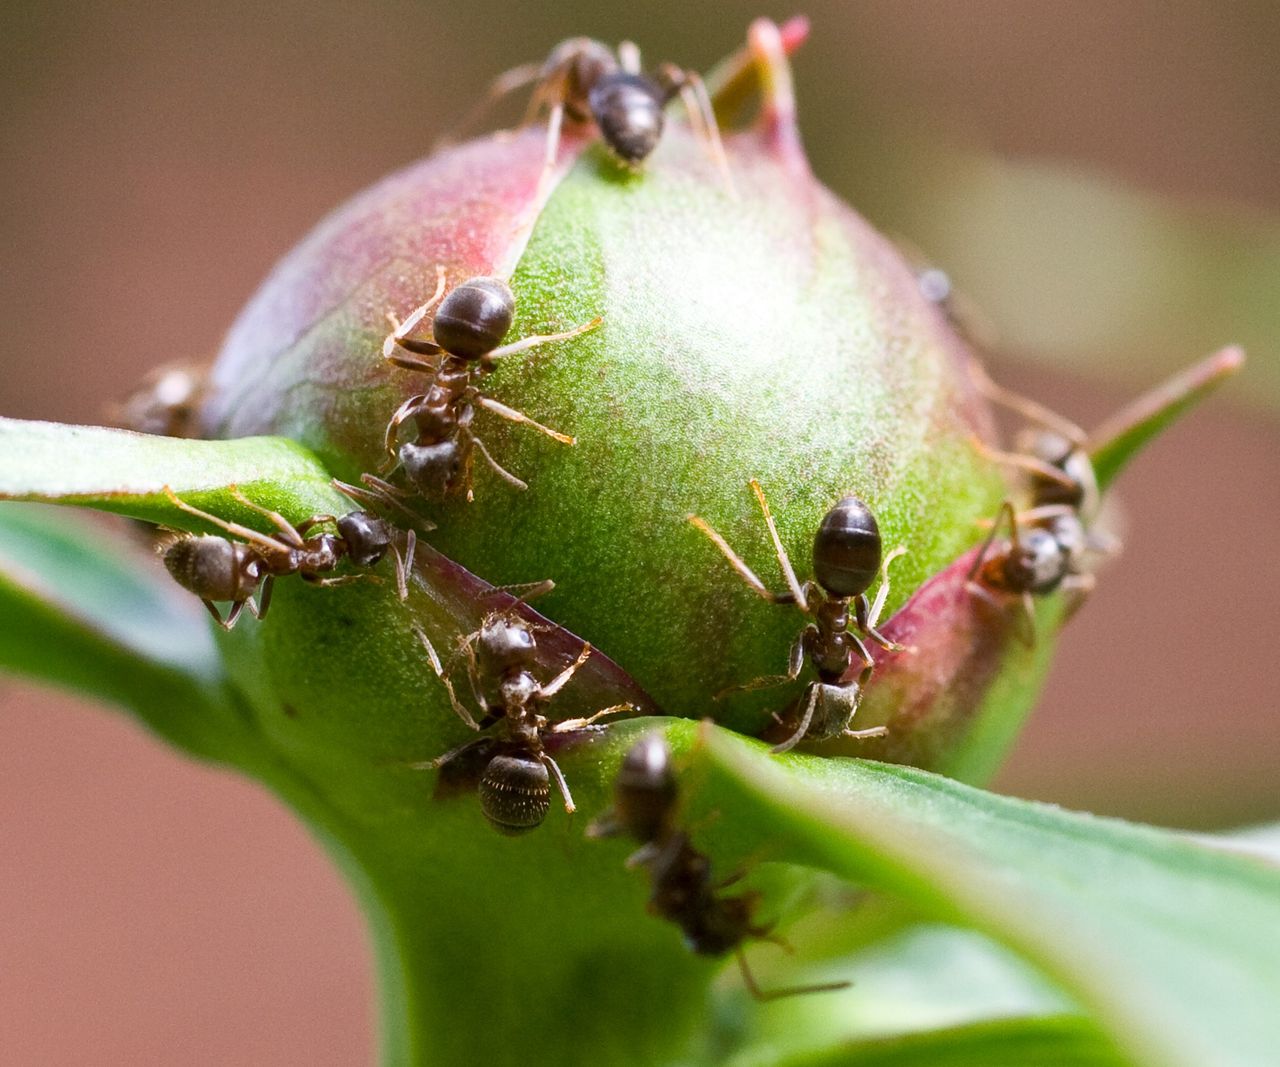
1017 504 1076 524
1086 528 1123 558
770 684 819 755
714 632 806 701
163 486 291 557
345 474 438 533
1016 591 1038 647
859 546 907 648
972 365 1087 445
390 528 415 601
225 485 311 547
537 100 566 196
481 315 603 364
966 500 1019 582
476 395 575 445
254 576 274 620
383 267 447 361
1061 572 1096 622
407 736 486 772
416 628 480 730
541 643 593 699
471 434 529 492
686 513 797 605
552 702 636 733
438 61 543 147
735 948 851 1002
749 479 809 609
542 753 576 814
203 598 234 630
668 69 736 198
972 438 1079 491
382 394 429 468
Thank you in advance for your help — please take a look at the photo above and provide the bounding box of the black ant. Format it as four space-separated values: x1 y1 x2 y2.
966 500 1096 644
412 587 633 834
159 484 416 629
379 268 601 502
965 371 1119 640
458 38 733 192
688 482 906 753
589 733 850 1002
115 362 206 438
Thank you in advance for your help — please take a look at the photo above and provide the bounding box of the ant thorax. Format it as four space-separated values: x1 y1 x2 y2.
804 596 855 682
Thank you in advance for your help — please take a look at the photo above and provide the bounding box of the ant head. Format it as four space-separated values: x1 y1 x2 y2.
589 73 666 164
432 276 515 360
812 495 882 599
1005 525 1067 594
336 511 393 567
478 615 538 667
401 437 468 499
613 733 678 842
479 753 551 835
163 536 262 601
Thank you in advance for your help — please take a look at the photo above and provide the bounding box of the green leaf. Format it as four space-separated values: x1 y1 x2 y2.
769 1017 1125 1067
0 501 248 761
0 418 349 529
689 724 1280 1067
1088 346 1244 491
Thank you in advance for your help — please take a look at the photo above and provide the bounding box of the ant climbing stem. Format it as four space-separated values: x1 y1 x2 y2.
379 272 600 502
689 480 907 753
591 734 851 1002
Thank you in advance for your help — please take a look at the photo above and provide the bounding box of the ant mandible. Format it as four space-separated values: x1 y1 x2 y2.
379 268 601 503
412 587 633 834
160 485 416 629
688 481 906 753
460 38 733 193
589 733 850 1001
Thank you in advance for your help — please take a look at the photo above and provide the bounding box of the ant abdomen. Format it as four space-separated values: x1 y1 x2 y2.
432 277 516 360
163 536 261 603
478 752 552 835
812 495 882 599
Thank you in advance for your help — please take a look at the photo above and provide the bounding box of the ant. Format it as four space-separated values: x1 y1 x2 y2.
458 38 733 193
966 499 1095 645
688 482 906 754
159 484 416 629
380 268 601 503
115 362 206 438
589 733 850 1002
965 375 1120 641
412 586 634 834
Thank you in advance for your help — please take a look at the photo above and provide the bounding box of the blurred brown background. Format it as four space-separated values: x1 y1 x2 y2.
2 2 1276 1063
